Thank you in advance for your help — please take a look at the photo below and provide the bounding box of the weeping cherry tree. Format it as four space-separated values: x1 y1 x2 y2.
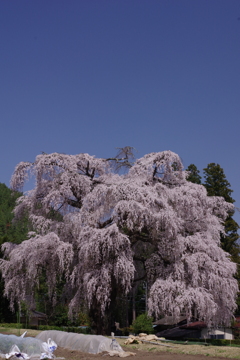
0 149 238 333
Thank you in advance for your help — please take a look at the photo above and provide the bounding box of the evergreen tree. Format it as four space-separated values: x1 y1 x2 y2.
203 163 239 261
204 164 234 202
186 164 202 184
203 163 240 312
0 183 28 321
0 183 28 243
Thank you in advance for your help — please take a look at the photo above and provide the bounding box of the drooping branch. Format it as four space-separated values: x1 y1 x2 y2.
2 149 238 331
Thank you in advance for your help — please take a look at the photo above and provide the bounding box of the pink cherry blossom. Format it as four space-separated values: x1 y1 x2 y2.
0 150 237 327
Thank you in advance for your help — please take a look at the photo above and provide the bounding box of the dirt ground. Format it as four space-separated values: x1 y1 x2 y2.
1 329 240 360
54 346 239 360
54 336 240 360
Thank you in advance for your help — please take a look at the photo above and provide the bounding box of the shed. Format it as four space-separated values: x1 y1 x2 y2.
20 310 47 327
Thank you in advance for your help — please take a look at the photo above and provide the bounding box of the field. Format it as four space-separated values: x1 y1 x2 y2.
1 327 240 360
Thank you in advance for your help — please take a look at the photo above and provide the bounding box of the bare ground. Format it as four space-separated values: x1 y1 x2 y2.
55 345 240 360
1 328 240 360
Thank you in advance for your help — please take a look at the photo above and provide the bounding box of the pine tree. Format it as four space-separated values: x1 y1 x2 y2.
203 163 239 261
186 164 202 184
0 183 28 321
203 163 240 311
0 183 28 244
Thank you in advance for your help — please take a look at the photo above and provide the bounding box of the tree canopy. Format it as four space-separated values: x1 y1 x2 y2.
186 164 202 184
203 163 239 262
0 150 238 333
204 163 235 202
0 183 28 244
0 183 28 322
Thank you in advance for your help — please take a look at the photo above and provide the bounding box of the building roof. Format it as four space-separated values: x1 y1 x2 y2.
156 326 201 339
180 321 207 330
153 316 187 326
30 310 47 319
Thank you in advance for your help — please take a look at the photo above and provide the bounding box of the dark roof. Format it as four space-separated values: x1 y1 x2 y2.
153 316 187 326
156 327 201 339
30 310 47 318
180 321 207 330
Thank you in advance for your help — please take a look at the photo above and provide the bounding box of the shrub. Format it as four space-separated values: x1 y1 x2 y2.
132 313 153 335
120 327 131 336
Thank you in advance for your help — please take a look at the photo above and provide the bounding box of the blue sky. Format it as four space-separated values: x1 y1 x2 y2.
1 0 240 223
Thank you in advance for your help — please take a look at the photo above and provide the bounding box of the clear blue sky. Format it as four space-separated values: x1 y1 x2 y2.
1 1 240 223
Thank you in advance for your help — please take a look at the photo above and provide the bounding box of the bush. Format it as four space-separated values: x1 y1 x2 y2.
0 322 91 334
131 313 153 335
0 323 20 328
120 327 131 336
78 311 90 327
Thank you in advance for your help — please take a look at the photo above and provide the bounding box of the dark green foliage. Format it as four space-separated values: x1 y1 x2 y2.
186 163 239 260
114 283 147 330
0 274 16 322
132 313 153 334
34 271 73 326
204 163 234 202
222 215 240 262
0 183 28 322
0 184 74 326
48 304 72 326
203 164 240 311
0 322 91 333
186 163 240 311
119 327 131 336
0 183 28 244
203 163 239 259
38 325 91 334
186 164 202 184
134 282 148 317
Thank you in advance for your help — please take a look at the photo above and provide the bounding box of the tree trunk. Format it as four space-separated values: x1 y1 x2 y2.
89 288 118 335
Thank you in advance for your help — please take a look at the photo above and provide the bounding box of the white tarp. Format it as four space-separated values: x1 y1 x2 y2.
0 334 45 359
0 334 57 359
36 330 123 354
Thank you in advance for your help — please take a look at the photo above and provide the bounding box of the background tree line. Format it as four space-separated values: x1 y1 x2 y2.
0 183 28 322
0 183 74 326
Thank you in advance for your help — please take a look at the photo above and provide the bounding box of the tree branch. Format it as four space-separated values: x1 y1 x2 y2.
67 199 82 209
98 218 113 229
